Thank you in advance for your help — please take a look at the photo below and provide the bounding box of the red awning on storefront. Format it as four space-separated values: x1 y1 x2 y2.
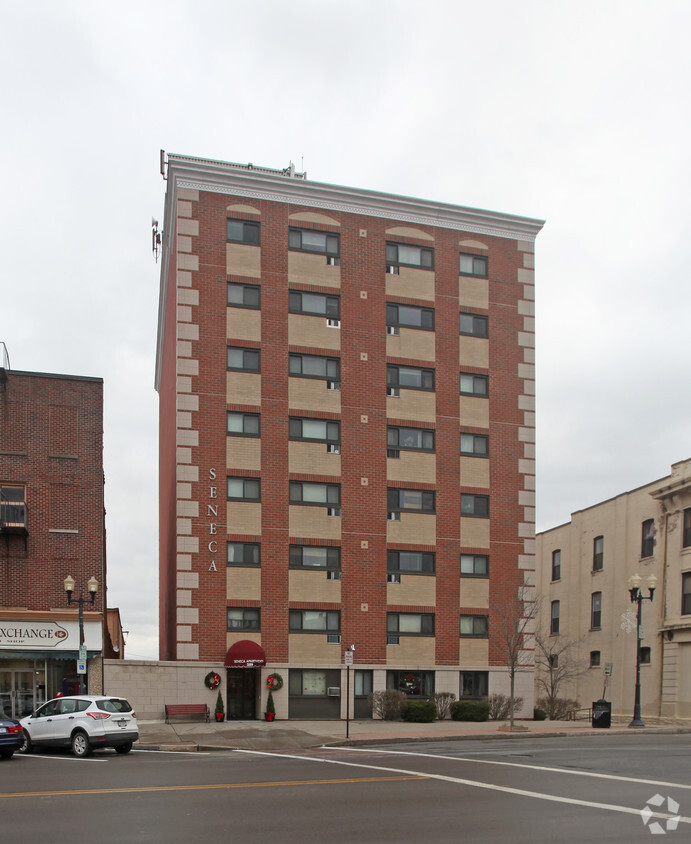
223 640 266 667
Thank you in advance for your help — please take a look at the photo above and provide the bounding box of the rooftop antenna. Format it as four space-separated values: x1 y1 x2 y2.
152 218 161 262
0 342 9 390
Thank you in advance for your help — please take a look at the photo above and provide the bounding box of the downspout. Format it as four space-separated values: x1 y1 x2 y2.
658 508 669 716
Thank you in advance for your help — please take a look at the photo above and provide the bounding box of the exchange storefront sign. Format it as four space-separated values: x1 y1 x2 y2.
0 620 102 651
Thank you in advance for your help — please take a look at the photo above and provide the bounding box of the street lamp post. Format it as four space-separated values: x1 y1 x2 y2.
63 575 98 695
627 572 657 728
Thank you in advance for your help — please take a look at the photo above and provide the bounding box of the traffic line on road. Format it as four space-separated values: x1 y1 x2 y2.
338 747 691 792
236 749 691 827
0 775 424 799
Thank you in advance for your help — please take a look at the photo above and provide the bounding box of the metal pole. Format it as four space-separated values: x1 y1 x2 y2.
346 663 350 739
78 592 85 696
629 596 644 727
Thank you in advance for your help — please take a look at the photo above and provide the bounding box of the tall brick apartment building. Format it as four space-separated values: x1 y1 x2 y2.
156 154 544 719
0 362 107 716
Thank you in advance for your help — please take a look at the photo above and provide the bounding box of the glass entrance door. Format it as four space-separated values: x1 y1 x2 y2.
226 669 257 719
0 669 37 718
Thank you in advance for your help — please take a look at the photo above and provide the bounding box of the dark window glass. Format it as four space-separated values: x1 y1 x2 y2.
387 488 435 513
227 477 260 501
387 550 435 573
387 365 435 391
386 242 434 269
460 615 489 637
460 671 488 698
641 519 655 558
593 535 604 571
590 651 601 668
0 485 26 528
227 412 260 437
591 592 602 629
289 228 339 255
289 482 340 506
460 554 489 577
227 542 260 566
227 282 260 309
459 253 488 277
461 494 489 518
227 219 260 245
550 600 560 634
289 354 340 380
460 373 488 396
460 433 488 456
289 546 341 569
682 573 691 615
289 291 340 318
387 426 435 452
289 418 340 443
459 313 488 336
386 670 435 697
386 303 434 330
227 347 260 372
289 610 340 631
552 549 561 581
640 647 651 664
387 613 435 635
227 608 260 630
684 509 691 548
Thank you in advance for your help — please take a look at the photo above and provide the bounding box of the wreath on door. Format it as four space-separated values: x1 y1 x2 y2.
204 671 222 690
266 673 283 691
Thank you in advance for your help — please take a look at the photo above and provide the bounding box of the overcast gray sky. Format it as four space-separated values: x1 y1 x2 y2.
2 1 690 660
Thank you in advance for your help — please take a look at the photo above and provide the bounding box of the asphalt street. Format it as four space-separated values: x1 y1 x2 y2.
1 734 689 843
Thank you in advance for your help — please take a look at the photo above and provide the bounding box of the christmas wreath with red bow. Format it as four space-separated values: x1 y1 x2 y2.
204 671 221 690
266 672 283 691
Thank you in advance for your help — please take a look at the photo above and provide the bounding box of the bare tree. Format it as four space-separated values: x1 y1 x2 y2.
534 632 587 718
493 585 539 729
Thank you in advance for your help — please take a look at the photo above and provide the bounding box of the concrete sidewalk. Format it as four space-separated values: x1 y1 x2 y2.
135 716 691 752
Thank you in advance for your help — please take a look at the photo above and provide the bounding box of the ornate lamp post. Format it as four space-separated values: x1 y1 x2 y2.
627 572 657 728
63 575 98 695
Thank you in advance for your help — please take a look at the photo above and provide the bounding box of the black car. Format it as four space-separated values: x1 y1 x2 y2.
0 711 24 759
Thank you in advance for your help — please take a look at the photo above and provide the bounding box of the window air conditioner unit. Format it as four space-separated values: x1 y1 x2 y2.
327 507 341 517
387 511 401 521
387 573 401 583
327 381 341 391
387 265 400 275
327 686 341 695
387 325 400 336
387 635 400 645
387 449 400 459
326 256 339 266
326 319 341 328
387 387 400 398
326 634 341 644
327 444 341 454
326 570 341 581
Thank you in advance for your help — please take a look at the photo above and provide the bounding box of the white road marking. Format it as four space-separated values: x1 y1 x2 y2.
337 746 691 792
17 754 106 762
235 749 691 826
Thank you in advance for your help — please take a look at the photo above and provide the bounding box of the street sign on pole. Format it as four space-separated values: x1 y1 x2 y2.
604 662 613 677
344 650 353 666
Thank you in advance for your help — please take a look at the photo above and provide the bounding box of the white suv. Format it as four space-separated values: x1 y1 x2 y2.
20 695 138 757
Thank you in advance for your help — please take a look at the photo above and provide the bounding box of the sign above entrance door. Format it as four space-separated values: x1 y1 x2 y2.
224 640 266 667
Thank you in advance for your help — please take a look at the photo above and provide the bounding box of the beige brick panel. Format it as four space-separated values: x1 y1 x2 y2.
226 567 261 600
289 441 340 476
523 347 535 363
177 482 192 499
288 252 341 288
460 517 489 547
523 507 536 523
177 376 192 393
386 226 434 241
523 380 535 396
523 443 535 459
288 314 341 350
460 457 489 487
519 459 535 475
387 450 435 484
176 590 192 606
177 394 199 411
177 554 192 570
176 447 191 464
177 571 199 589
289 378 341 414
177 305 192 323
177 518 192 535
387 390 436 423
289 634 342 663
289 505 341 540
459 277 488 309
177 270 192 288
177 340 192 357
518 427 535 443
387 328 435 362
177 323 199 341
289 211 340 226
519 490 536 506
518 522 535 538
517 240 534 253
518 299 534 316
177 625 192 641
177 607 199 625
177 218 199 237
177 235 192 253
459 397 489 428
387 636 435 665
178 189 199 202
226 632 261 649
227 502 261 534
177 411 192 429
177 643 199 660
518 268 534 284
177 253 198 272
387 513 436 545
386 268 435 301
519 395 535 411
518 363 535 380
177 535 199 553
227 372 261 406
459 638 489 665
518 332 534 348
523 412 535 428
459 239 488 250
178 288 199 307
226 243 261 278
177 500 199 518
227 203 260 215
289 570 342 602
177 200 192 217
177 429 199 447
177 465 199 482
459 337 489 368
227 437 261 471
228 308 261 342
387 576 435 605
518 554 535 568
460 578 489 609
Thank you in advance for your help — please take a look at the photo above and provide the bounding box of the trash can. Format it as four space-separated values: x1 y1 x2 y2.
592 699 611 728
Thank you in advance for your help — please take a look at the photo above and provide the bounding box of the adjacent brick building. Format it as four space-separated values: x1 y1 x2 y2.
156 154 544 719
0 362 107 716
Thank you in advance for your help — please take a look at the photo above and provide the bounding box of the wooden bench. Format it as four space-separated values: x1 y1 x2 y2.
164 703 210 724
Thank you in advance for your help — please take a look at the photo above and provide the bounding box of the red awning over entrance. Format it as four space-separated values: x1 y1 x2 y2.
223 640 266 668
